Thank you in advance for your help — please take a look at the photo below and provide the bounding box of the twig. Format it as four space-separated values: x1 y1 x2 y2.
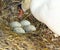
23 13 31 20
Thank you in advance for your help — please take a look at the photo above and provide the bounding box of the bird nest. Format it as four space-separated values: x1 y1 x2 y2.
0 0 60 50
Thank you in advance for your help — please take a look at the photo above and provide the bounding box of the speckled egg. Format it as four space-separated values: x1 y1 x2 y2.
13 27 25 33
24 25 36 32
10 21 21 28
20 20 31 27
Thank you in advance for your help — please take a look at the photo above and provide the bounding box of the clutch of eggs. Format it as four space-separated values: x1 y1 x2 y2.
10 20 36 33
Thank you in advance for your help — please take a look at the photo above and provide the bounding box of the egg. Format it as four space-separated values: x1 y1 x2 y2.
13 27 25 33
20 20 31 27
24 25 36 32
10 21 21 28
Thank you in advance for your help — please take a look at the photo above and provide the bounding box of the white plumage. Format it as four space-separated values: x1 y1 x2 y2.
22 0 60 36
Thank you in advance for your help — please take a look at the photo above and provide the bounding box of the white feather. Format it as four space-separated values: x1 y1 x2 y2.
22 0 60 35
30 0 60 35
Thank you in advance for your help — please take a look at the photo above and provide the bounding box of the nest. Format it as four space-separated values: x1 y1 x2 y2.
0 0 60 50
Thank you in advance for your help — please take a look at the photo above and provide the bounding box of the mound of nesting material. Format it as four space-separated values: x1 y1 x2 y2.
0 15 60 50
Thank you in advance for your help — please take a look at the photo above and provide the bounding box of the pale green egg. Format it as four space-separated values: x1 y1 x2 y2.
20 20 31 27
13 27 25 33
10 21 21 28
24 25 36 32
